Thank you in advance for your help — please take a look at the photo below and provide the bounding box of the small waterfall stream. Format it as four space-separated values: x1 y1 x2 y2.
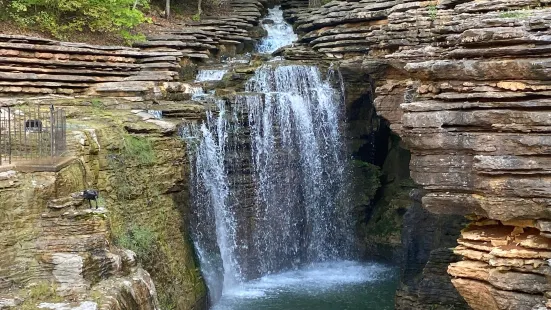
182 6 397 309
257 6 298 53
195 69 229 82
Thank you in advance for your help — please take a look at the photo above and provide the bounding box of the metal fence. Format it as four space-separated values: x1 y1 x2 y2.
0 105 66 165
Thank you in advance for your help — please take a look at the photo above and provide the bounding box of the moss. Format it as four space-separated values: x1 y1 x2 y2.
179 59 198 81
351 159 382 206
20 281 63 309
428 4 437 20
499 10 531 18
55 163 85 197
85 116 207 309
357 134 418 260
90 290 103 306
74 210 107 221
115 225 158 260
51 107 206 308
365 179 414 238
91 98 105 110
121 134 156 165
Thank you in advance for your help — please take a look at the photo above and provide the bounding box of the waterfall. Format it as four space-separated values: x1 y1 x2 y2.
183 64 352 302
240 65 351 274
182 100 244 301
257 6 298 53
182 6 353 306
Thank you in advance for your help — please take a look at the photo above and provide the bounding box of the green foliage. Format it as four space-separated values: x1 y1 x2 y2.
499 10 531 19
116 225 158 260
91 99 105 110
159 292 177 310
6 0 150 40
96 196 106 208
90 290 103 306
28 282 60 300
352 159 382 205
20 282 62 309
121 30 147 45
192 13 201 21
321 0 332 5
106 132 155 200
122 134 156 165
428 4 437 20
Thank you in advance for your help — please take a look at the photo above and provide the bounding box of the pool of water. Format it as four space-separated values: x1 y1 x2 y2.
212 261 399 310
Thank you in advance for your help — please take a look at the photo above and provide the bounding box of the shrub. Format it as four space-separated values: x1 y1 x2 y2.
428 4 437 20
116 225 157 260
6 0 150 41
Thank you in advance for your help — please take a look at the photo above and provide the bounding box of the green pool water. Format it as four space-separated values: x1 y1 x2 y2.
212 261 399 310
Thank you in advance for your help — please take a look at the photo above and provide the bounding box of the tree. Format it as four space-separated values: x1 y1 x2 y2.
6 0 150 42
197 0 203 19
166 0 170 19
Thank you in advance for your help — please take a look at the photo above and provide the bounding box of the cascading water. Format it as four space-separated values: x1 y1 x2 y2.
239 64 352 275
256 6 298 53
183 6 397 309
196 69 229 82
182 100 243 301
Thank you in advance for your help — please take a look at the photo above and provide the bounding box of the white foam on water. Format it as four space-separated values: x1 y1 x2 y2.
213 261 390 308
196 69 228 82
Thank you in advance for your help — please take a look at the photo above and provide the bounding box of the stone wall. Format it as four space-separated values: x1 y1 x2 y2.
283 0 551 309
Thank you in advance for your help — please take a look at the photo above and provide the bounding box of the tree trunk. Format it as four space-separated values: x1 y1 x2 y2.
197 0 202 18
165 0 171 19
309 0 321 8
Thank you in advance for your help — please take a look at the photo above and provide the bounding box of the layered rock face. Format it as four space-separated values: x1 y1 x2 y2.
0 0 266 101
283 0 551 309
0 105 208 309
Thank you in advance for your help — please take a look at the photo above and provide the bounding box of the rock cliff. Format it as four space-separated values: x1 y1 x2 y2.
282 0 551 309
0 104 207 309
0 0 269 309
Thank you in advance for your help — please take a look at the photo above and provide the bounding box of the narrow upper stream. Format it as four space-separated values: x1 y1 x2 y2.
182 6 398 309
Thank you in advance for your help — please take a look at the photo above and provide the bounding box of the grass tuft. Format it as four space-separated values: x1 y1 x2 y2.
499 10 531 18
122 134 156 165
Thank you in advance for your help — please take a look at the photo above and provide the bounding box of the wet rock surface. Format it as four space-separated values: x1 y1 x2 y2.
5 0 551 308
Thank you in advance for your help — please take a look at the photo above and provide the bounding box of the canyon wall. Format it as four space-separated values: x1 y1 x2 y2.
282 0 551 309
0 1 269 309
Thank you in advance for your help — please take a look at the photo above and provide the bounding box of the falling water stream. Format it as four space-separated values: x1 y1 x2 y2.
183 6 398 309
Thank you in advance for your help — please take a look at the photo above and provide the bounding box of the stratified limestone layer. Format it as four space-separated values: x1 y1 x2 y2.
283 0 551 309
0 0 266 99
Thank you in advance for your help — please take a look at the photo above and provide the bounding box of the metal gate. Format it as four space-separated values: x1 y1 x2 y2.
0 105 66 165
